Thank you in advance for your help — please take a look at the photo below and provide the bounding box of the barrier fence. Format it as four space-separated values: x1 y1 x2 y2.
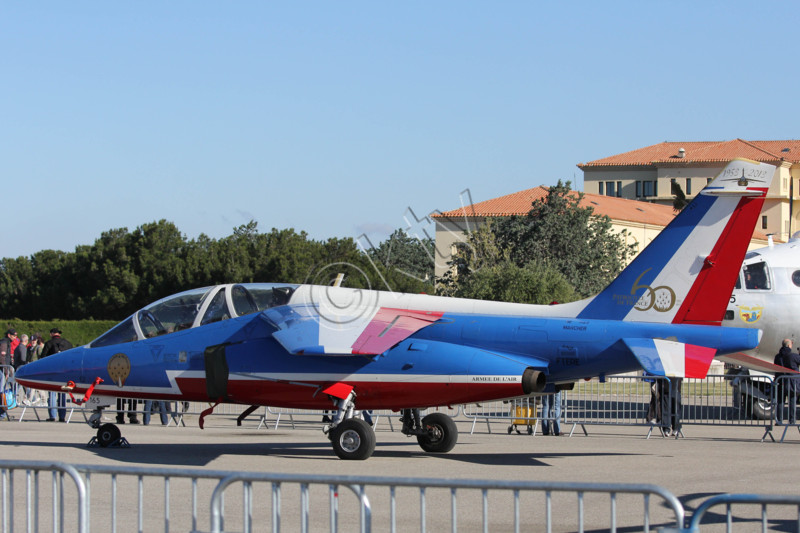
0 460 687 532
3 460 800 532
5 370 800 442
5 369 800 531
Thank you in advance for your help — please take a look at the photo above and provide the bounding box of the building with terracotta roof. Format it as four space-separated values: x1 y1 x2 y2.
432 182 772 279
579 139 799 242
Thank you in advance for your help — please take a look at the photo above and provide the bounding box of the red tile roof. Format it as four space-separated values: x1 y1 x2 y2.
578 139 800 168
433 186 677 226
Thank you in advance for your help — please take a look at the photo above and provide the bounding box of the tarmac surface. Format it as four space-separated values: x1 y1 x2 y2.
2 408 800 531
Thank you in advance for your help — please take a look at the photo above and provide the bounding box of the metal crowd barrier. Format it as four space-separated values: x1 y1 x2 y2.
8 371 793 443
764 374 800 443
462 373 779 438
685 493 800 532
0 460 686 533
4 461 799 532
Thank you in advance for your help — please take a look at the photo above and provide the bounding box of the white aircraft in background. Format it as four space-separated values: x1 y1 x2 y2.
719 234 800 418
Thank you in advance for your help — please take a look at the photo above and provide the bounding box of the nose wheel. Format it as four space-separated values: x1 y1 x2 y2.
96 423 122 447
88 422 130 448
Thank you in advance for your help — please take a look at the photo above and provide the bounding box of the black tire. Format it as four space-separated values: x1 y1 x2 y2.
330 418 376 460
417 412 458 453
752 396 773 420
97 423 121 448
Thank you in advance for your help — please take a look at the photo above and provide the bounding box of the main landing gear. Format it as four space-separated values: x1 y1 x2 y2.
322 388 458 460
400 409 458 453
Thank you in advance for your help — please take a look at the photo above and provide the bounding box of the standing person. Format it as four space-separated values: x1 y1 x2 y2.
116 398 140 425
660 378 683 436
0 329 15 370
541 391 562 436
773 339 800 425
26 335 46 405
643 372 661 425
143 400 170 426
41 328 73 422
28 335 44 363
13 334 28 371
0 329 17 420
14 334 29 403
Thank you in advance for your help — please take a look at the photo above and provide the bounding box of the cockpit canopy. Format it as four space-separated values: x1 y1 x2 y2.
90 283 298 348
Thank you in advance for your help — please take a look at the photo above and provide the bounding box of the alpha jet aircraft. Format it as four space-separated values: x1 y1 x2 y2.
16 158 775 459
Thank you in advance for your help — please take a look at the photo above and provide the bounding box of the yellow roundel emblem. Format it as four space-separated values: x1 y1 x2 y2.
739 306 763 324
108 353 131 388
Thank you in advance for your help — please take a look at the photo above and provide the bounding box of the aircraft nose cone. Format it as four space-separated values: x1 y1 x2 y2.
14 362 31 379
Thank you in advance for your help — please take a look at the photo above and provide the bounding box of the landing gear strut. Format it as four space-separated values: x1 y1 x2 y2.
323 388 376 460
401 409 458 454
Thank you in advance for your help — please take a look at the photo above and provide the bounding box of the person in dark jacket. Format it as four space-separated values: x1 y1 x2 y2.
41 328 73 422
0 329 17 420
773 339 800 425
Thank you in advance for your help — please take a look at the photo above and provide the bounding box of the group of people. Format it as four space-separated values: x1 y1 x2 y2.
0 328 46 371
0 328 54 419
116 398 172 426
0 327 172 425
1 327 74 421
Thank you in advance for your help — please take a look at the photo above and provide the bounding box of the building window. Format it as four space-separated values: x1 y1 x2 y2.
762 216 768 230
616 181 622 197
598 182 604 195
686 178 692 195
636 181 642 197
605 181 615 197
643 181 655 197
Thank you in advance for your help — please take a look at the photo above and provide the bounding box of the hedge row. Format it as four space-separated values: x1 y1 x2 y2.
1 320 118 347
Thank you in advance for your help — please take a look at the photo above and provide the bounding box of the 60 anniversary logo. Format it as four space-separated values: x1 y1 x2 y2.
631 270 676 313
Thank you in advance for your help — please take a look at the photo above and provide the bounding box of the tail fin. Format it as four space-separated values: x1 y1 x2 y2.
578 158 775 324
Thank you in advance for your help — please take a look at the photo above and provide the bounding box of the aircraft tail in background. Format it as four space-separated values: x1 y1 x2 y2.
577 158 776 325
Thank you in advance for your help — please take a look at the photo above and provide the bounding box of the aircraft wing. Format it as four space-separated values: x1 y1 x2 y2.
716 352 800 375
623 338 717 379
263 305 443 356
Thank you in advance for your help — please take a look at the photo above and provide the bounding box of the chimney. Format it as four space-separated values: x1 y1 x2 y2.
678 147 685 158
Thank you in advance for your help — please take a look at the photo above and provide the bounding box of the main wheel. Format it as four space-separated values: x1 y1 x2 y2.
417 412 458 453
330 418 376 460
96 423 121 447
752 396 773 420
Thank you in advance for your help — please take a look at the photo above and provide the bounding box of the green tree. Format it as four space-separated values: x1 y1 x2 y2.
493 181 636 297
439 181 636 301
366 229 435 293
453 261 576 304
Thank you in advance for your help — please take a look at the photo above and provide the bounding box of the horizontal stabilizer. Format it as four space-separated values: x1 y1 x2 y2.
624 338 716 379
717 352 800 375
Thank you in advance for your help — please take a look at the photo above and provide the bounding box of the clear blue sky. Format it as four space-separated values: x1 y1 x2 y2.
3 2 798 259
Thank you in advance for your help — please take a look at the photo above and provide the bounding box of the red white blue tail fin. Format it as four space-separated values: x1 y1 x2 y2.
578 158 775 325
